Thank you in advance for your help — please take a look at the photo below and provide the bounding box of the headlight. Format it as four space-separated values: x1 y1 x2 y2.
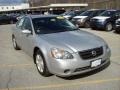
98 19 105 22
78 18 86 22
51 48 74 59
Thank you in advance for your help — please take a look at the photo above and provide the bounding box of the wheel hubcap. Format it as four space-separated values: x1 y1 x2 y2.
13 38 16 48
36 54 44 73
107 24 112 31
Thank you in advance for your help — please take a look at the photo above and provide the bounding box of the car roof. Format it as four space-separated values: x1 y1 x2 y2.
27 15 59 19
106 9 119 11
88 9 105 11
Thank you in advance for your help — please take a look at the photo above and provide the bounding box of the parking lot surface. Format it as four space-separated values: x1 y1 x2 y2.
0 25 120 90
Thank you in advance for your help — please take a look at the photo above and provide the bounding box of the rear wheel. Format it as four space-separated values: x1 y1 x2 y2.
12 36 20 50
115 29 120 33
10 20 14 24
91 27 97 30
35 50 51 77
105 23 113 31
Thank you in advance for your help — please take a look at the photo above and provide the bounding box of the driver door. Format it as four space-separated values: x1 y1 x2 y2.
20 17 34 55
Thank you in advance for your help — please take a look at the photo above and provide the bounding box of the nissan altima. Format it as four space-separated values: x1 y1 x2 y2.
12 15 111 77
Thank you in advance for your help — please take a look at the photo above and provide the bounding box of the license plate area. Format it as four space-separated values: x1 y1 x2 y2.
91 59 102 67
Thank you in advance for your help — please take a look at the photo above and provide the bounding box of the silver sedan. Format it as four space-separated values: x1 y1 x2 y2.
12 15 111 77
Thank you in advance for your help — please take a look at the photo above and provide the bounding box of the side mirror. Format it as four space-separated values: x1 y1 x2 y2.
22 29 31 34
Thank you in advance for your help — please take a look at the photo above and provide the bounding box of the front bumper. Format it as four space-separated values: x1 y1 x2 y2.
115 25 120 32
90 21 105 29
48 47 111 77
72 19 85 27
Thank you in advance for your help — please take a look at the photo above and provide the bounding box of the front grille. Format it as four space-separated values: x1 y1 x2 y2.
79 47 103 60
116 21 120 25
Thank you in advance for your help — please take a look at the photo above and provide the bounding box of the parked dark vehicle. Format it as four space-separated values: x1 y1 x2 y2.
90 10 120 31
62 10 85 20
0 14 18 25
72 9 105 28
8 13 20 23
0 14 10 24
115 19 120 33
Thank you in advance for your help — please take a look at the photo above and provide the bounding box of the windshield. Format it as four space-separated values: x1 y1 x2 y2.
99 11 116 17
68 11 75 16
62 11 75 16
32 16 78 34
77 11 85 15
80 11 94 16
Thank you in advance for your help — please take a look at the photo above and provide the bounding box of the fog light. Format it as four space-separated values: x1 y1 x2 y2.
64 69 71 74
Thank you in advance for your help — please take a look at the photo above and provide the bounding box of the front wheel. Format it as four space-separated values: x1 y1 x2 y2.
91 27 97 30
12 36 20 50
115 29 120 33
35 50 51 77
105 23 113 31
10 20 14 24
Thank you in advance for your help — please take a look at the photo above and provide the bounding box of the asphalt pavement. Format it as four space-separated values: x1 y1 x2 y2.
0 25 120 90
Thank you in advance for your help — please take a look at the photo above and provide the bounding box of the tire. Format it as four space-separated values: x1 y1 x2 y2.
35 50 51 77
10 21 14 24
91 27 96 30
85 21 90 28
105 23 113 31
115 29 120 33
12 36 20 50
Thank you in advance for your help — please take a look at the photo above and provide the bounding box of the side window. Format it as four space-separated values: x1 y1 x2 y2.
97 11 103 15
22 17 32 32
16 18 24 29
116 12 120 17
93 11 99 16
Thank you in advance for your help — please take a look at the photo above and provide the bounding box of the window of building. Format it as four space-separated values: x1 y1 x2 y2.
6 7 8 9
12 7 14 9
2 7 4 9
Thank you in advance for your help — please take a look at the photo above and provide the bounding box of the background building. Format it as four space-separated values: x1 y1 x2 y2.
0 0 29 12
29 0 120 9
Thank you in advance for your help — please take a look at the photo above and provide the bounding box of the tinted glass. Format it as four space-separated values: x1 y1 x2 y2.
99 11 116 17
96 10 105 16
16 18 24 29
80 11 94 16
116 12 120 17
62 11 74 16
68 11 75 16
77 10 86 15
32 17 78 34
22 17 32 31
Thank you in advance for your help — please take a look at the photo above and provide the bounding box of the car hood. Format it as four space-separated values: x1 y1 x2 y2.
38 30 105 52
63 15 71 18
117 18 120 21
73 16 88 19
92 16 110 20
